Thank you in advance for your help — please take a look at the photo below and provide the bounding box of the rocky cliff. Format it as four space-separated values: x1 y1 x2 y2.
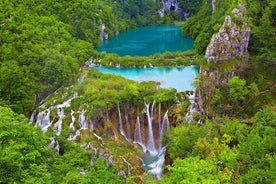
205 4 250 62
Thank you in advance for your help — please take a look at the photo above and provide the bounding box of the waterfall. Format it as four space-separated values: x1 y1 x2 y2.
79 110 88 129
161 111 169 134
28 110 36 124
159 110 169 150
147 146 167 179
134 116 147 152
35 109 52 132
124 105 131 141
145 103 156 153
54 108 64 136
69 110 75 130
41 109 51 131
186 92 196 123
151 100 156 119
118 103 129 141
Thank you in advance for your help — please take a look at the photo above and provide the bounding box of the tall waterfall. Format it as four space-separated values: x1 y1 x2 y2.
160 110 169 150
145 103 156 153
118 103 129 141
117 101 170 154
134 116 147 152
116 101 170 179
124 105 131 141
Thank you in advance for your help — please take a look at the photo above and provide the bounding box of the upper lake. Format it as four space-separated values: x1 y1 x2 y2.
97 26 194 56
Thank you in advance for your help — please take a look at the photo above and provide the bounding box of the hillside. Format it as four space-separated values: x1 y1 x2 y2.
0 0 276 183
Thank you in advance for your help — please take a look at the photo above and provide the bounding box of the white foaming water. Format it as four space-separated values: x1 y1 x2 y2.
118 103 129 141
145 103 156 153
186 92 196 123
54 108 64 136
118 102 170 178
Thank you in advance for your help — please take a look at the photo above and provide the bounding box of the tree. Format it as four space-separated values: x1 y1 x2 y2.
0 61 36 114
228 76 248 107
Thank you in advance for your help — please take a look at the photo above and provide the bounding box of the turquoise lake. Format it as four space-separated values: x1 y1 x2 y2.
95 66 199 91
97 26 194 56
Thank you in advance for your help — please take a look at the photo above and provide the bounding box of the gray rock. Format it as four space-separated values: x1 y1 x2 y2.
205 4 250 62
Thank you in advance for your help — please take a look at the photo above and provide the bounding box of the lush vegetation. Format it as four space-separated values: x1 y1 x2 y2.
0 0 203 115
145 107 276 183
183 0 276 56
93 50 198 68
0 106 125 183
1 0 276 183
144 0 276 183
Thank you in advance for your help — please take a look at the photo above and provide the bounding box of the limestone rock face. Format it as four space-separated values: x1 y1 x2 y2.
159 0 189 20
205 5 250 62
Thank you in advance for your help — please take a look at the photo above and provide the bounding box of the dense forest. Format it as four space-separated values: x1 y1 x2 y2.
0 0 276 183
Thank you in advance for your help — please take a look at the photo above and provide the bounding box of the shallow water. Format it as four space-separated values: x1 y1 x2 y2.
95 66 199 91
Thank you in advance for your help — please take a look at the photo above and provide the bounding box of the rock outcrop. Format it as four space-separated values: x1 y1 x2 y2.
159 0 189 20
99 22 108 41
205 4 250 62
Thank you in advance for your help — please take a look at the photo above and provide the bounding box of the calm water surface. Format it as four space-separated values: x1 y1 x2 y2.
97 26 194 56
95 66 199 91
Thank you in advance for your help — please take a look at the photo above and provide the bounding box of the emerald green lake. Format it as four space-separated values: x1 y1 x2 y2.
97 26 194 56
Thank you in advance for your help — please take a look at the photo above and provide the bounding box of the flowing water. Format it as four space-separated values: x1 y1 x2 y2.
96 26 197 178
31 26 197 178
97 26 194 56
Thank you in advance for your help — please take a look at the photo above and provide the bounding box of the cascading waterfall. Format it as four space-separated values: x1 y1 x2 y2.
35 109 51 132
158 103 162 138
124 105 131 141
69 110 75 130
118 103 129 141
115 101 170 178
28 110 36 124
31 96 91 139
160 110 169 150
142 107 169 179
145 103 156 153
54 108 64 136
186 92 196 123
134 116 147 152
68 109 89 140
79 110 88 129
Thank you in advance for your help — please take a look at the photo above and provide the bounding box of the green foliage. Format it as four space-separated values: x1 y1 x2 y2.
0 106 125 183
228 76 248 103
178 0 203 15
247 1 276 57
163 122 218 159
2 0 186 114
0 106 52 183
87 158 124 184
97 51 197 68
185 0 276 57
161 107 276 183
76 69 178 117
162 157 222 184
